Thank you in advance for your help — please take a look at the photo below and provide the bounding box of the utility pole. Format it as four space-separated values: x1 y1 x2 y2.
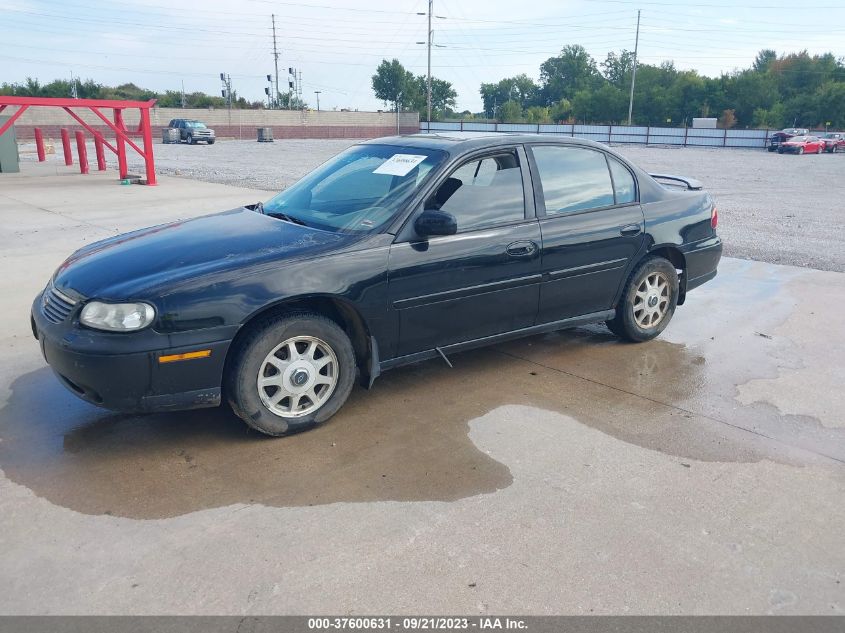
181 80 186 108
297 70 303 109
70 72 78 99
220 72 232 124
627 9 640 126
426 0 433 123
314 90 321 111
271 14 281 109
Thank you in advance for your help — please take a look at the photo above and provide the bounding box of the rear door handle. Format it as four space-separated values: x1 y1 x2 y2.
506 240 538 257
620 224 642 236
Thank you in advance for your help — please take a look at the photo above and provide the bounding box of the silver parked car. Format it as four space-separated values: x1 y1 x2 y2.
167 119 216 145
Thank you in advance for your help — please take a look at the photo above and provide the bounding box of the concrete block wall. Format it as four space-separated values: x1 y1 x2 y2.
11 106 419 142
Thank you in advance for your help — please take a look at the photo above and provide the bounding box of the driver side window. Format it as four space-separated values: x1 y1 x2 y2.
427 151 525 233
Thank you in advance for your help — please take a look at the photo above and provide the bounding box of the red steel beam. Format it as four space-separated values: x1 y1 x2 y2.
90 106 146 157
0 96 155 109
62 107 117 154
0 105 29 137
0 96 158 185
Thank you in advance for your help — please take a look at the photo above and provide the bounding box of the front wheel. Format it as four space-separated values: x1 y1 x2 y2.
798 147 804 155
225 313 357 436
606 257 679 342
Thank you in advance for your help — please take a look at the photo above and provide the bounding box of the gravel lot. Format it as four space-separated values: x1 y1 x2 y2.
23 138 845 272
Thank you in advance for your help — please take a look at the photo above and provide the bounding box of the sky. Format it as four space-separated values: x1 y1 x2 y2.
3 0 845 113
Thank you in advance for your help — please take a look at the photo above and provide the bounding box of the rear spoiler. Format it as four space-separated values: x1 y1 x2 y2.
649 173 703 191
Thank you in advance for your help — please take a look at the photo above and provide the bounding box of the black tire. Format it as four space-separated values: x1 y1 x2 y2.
606 257 679 343
777 148 784 154
225 313 357 437
798 147 804 155
187 134 195 145
207 139 215 145
832 145 837 154
767 146 776 152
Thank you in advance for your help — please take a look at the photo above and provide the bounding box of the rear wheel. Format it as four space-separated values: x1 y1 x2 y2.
606 257 679 342
798 146 804 155
833 145 838 154
225 313 356 436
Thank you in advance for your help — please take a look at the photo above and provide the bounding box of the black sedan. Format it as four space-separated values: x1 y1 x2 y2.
32 134 722 436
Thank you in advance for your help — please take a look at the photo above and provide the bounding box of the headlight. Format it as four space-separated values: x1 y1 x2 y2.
79 301 156 332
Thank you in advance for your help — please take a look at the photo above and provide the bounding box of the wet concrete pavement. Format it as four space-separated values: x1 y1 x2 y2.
1 165 843 613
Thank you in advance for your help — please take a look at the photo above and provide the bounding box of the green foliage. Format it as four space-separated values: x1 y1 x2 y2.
371 58 456 121
0 77 268 109
478 47 845 129
498 100 523 122
372 59 416 113
480 74 539 116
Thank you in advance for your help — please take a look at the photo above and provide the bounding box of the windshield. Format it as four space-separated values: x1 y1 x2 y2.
262 144 446 233
186 121 207 128
788 136 807 142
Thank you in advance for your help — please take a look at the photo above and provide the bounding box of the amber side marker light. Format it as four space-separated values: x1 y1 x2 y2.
158 350 212 364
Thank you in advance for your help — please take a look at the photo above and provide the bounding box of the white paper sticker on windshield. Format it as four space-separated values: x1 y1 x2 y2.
373 154 427 177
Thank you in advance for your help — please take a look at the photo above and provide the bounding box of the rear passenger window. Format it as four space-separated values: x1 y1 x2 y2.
531 146 615 214
428 152 525 232
608 156 636 204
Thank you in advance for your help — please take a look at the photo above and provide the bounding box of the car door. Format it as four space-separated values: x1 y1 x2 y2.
387 146 542 358
526 144 645 323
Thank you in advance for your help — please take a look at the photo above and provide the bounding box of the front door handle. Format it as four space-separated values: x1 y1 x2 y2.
506 240 538 257
620 224 642 237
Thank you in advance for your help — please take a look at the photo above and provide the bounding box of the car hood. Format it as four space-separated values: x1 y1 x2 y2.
53 208 355 299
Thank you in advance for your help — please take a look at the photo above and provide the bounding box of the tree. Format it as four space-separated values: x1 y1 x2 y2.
601 50 635 87
372 59 416 116
411 75 457 120
752 49 777 73
719 109 737 129
539 45 601 104
480 74 539 117
498 100 523 122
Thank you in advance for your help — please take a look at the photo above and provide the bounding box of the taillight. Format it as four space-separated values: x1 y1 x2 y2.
711 206 718 229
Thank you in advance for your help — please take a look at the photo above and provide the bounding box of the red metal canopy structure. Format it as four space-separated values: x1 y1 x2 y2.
0 96 157 185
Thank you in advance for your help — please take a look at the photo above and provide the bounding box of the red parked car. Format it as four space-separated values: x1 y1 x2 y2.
821 132 845 153
777 135 824 154
767 127 809 151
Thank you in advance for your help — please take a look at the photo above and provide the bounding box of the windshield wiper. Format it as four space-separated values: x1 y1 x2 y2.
250 201 309 227
266 211 309 227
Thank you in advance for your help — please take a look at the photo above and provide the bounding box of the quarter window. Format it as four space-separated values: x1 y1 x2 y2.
532 146 615 214
428 152 525 232
608 156 636 204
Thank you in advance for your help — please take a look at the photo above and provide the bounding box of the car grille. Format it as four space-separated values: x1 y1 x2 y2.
42 286 78 324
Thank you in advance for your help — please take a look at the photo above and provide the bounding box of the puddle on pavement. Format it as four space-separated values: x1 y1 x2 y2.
3 315 838 520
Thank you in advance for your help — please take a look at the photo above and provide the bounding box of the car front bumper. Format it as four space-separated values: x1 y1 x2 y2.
32 292 232 413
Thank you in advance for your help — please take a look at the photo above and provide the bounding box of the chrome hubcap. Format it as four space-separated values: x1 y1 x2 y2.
633 272 670 328
257 336 338 418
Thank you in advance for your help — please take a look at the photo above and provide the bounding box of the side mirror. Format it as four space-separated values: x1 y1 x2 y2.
415 209 457 237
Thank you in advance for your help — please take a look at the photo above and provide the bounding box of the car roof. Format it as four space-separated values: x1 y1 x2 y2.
361 132 614 154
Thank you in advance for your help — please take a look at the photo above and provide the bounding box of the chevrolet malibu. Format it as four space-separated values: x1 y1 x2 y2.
32 134 722 436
